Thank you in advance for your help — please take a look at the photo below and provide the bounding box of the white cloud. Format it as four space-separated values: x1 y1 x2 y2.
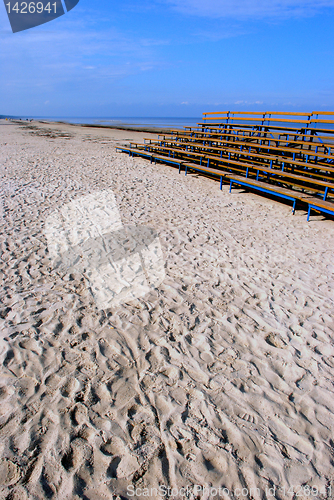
0 19 169 97
163 0 334 18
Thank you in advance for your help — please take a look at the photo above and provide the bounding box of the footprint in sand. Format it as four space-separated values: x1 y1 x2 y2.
44 189 165 309
0 459 20 487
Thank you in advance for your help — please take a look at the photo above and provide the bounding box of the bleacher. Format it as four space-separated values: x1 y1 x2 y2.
116 111 334 221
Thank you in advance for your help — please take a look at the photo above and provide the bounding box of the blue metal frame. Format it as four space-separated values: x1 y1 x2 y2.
184 164 225 190
229 179 297 214
307 204 334 222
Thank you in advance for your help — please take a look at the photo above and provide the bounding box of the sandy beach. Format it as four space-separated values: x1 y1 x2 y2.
1 119 334 500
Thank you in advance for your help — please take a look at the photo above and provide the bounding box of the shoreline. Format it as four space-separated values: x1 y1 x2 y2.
6 118 187 134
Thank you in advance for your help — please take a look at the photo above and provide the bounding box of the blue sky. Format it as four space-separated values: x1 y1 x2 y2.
1 0 334 117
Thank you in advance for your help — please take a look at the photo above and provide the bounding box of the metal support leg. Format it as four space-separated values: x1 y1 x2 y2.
220 177 223 190
307 206 311 222
292 200 296 215
256 170 259 181
229 180 233 193
178 164 181 174
323 187 329 201
185 166 188 176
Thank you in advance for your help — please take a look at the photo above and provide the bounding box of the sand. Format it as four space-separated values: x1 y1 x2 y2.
0 119 334 500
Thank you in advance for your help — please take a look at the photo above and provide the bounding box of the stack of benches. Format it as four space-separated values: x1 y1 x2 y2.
116 111 334 221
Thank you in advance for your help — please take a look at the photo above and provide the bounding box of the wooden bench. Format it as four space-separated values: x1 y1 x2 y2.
117 111 334 221
153 137 334 172
160 129 334 144
161 129 334 157
202 110 334 127
198 120 334 137
178 134 334 162
144 139 334 187
158 130 334 158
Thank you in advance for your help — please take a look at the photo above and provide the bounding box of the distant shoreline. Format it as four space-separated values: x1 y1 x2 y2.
3 117 194 134
59 120 184 134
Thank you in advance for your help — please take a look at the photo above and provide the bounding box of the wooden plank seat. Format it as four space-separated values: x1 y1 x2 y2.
163 127 334 141
302 197 334 221
160 130 334 147
203 116 311 125
198 117 334 139
144 139 334 186
130 144 334 194
116 145 245 180
172 135 334 162
182 161 246 180
198 122 334 137
222 140 334 161
202 111 312 124
133 142 334 201
131 143 252 180
158 131 334 157
228 177 334 220
162 141 334 177
130 142 213 164
200 127 332 140
160 130 334 156
163 131 334 150
228 176 306 213
214 147 334 179
181 164 308 212
201 110 334 131
152 138 334 174
185 133 333 154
